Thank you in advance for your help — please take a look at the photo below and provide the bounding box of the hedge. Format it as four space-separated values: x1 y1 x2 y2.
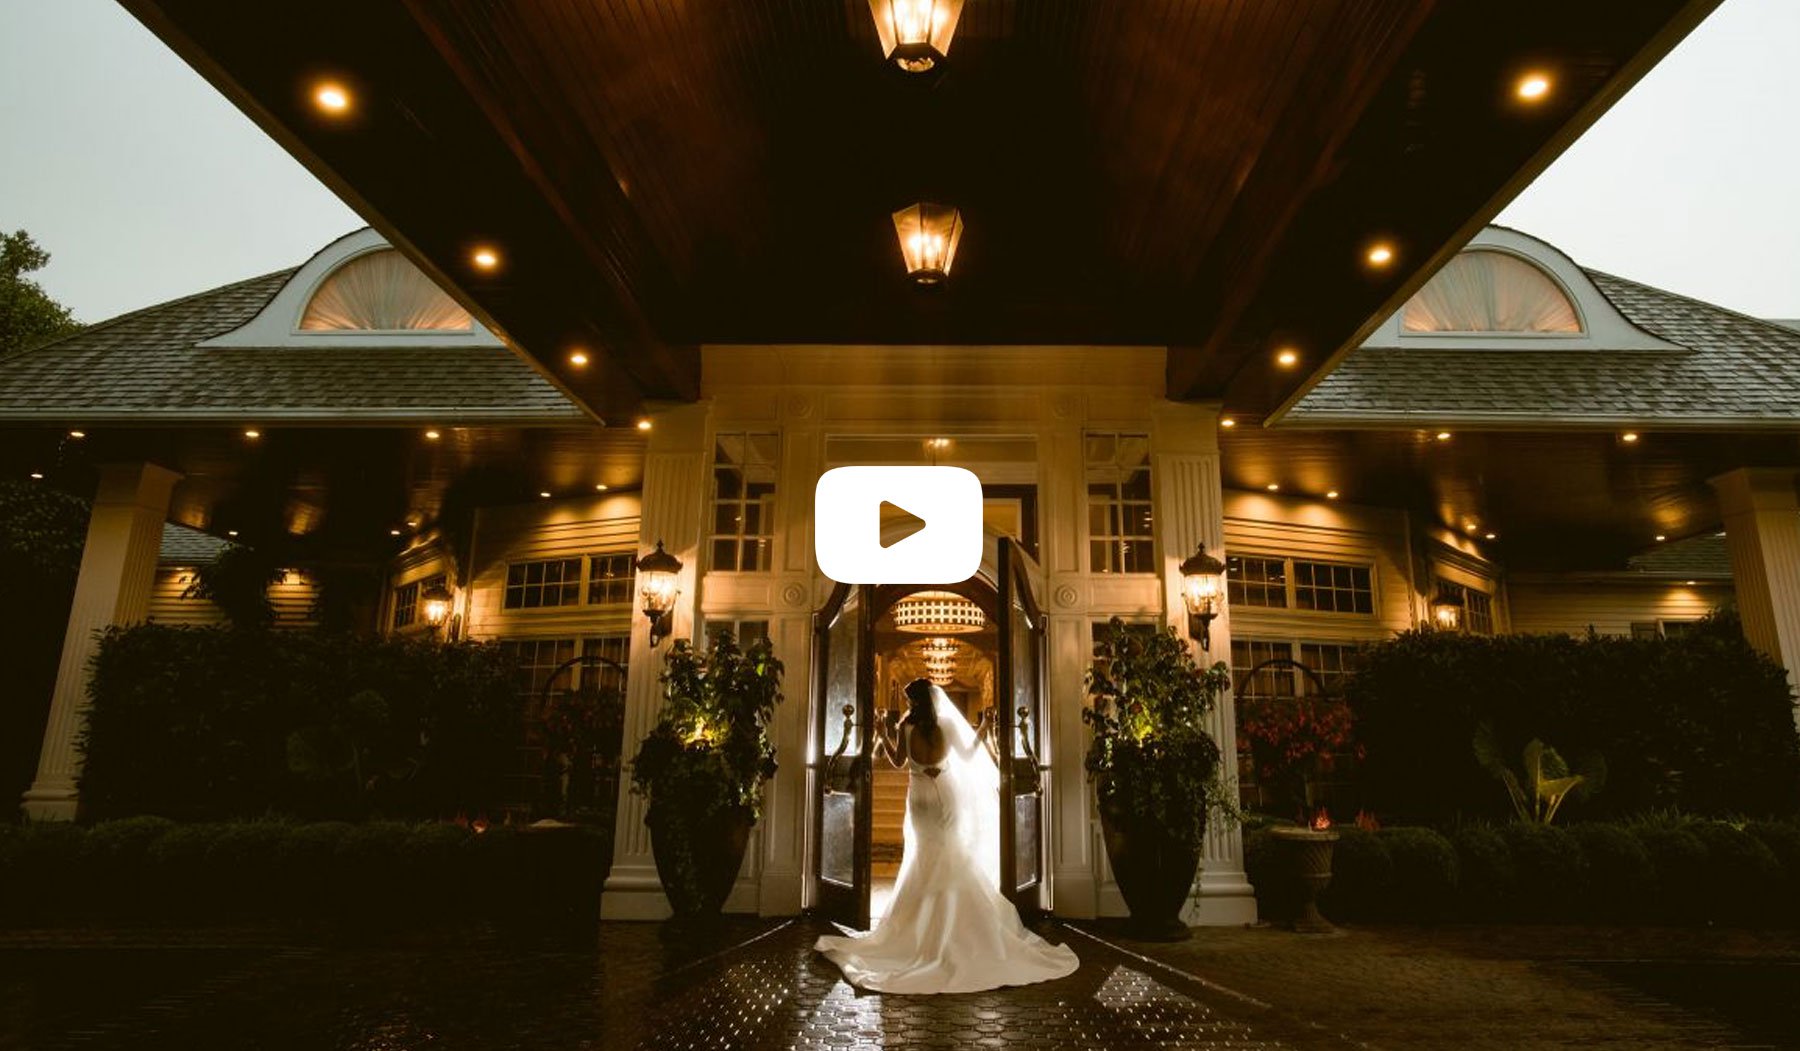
0 818 606 937
1247 816 1800 927
1346 615 1800 825
78 625 521 821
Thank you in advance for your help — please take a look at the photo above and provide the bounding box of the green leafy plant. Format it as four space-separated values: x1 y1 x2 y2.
1082 618 1235 850
184 544 284 628
540 677 626 822
630 632 784 824
1474 722 1606 825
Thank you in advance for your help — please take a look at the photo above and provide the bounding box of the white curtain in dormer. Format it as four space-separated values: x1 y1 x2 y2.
1401 249 1581 333
299 249 472 331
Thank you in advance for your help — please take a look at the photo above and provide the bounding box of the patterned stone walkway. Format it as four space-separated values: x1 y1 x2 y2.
1 919 1794 1049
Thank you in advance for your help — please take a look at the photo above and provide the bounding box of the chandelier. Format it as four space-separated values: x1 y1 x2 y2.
892 590 985 634
917 637 961 686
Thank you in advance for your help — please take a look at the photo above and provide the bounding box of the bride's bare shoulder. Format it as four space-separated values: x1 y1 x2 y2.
906 723 949 765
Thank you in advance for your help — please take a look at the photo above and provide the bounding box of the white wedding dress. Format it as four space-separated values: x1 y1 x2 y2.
814 683 1079 994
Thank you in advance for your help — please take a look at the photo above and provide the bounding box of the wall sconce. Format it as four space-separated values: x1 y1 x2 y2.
868 0 965 73
1430 591 1466 632
892 202 964 284
1178 542 1227 649
422 581 453 630
636 540 683 647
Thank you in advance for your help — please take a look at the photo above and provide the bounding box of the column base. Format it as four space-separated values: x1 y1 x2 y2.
756 866 804 916
600 863 672 920
20 783 78 822
1051 869 1099 919
1184 868 1259 926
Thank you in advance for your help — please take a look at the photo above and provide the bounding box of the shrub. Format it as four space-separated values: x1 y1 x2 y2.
1379 827 1460 922
1499 823 1586 920
79 625 521 821
1746 821 1800 925
1347 618 1800 824
1632 824 1710 923
1451 824 1517 920
1689 822 1782 925
1319 827 1392 921
1570 822 1653 922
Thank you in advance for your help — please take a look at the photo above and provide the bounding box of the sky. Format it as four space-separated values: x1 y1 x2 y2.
2 0 1797 324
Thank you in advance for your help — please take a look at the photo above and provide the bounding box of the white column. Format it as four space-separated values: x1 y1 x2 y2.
1149 401 1257 926
602 403 711 919
22 463 180 821
1711 467 1800 729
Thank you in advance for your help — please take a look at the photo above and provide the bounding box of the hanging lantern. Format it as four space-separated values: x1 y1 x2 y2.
892 203 964 285
1178 542 1228 649
868 0 965 73
636 540 684 646
892 590 984 633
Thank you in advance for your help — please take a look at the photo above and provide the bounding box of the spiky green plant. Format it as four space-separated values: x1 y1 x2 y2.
1474 722 1606 824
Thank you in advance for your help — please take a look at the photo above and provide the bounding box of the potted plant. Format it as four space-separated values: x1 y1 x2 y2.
1237 663 1358 931
629 631 783 918
1083 618 1235 940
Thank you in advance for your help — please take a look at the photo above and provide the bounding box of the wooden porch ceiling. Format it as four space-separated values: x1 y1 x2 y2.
121 0 1717 422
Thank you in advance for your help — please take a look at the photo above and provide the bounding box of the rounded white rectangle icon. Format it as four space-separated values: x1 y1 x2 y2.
814 466 985 584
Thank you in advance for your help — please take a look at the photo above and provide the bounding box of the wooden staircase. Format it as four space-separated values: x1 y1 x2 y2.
870 764 908 878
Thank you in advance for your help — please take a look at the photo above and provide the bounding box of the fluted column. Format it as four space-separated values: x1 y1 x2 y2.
22 462 180 821
1149 401 1256 926
1711 468 1800 731
602 403 711 919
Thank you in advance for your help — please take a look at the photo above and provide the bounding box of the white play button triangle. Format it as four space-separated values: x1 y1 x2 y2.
880 500 928 548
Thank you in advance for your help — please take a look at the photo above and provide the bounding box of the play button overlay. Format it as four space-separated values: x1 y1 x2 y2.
816 466 984 584
879 501 927 548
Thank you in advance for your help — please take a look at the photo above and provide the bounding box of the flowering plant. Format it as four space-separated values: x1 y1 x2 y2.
1237 674 1359 822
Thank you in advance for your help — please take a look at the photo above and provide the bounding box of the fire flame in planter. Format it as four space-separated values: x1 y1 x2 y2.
1310 807 1333 831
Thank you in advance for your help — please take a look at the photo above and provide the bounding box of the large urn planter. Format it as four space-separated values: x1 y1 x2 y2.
648 805 755 918
1267 827 1340 933
1100 806 1203 941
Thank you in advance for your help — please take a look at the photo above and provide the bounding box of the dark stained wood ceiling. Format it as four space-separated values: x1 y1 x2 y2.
120 0 1718 422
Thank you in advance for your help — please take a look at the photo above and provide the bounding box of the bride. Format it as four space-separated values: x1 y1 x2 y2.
815 678 1079 994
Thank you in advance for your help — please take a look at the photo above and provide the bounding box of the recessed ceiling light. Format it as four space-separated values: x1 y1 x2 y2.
471 247 500 271
636 419 653 432
568 350 589 367
68 430 85 439
1484 532 1497 540
1220 417 1237 429
1326 490 1340 500
1621 432 1639 443
1266 483 1280 492
424 429 441 440
539 491 552 499
389 529 402 537
1366 242 1395 268
1435 431 1452 441
1655 534 1667 542
1465 523 1477 533
244 428 261 440
1275 348 1300 368
28 472 43 480
1516 73 1552 101
1685 579 1698 586
227 529 239 537
595 483 609 492
313 82 351 114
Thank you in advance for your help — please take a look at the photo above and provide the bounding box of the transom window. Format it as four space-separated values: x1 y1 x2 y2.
299 249 472 331
504 558 583 610
587 553 635 606
1402 249 1581 334
709 432 778 572
1086 433 1154 574
1229 555 1373 615
1436 578 1495 635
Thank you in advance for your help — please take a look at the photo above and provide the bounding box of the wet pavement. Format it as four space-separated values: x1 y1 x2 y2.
1 919 1795 1049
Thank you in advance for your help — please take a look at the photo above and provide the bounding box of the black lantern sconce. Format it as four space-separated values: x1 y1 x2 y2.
421 580 455 638
636 540 683 647
1430 590 1466 632
1178 542 1227 650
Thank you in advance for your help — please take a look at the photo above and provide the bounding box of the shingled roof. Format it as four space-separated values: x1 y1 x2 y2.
1624 532 1732 579
1286 261 1800 428
0 267 586 425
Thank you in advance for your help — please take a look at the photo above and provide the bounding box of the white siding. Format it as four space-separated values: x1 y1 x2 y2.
465 493 643 641
146 566 320 629
1508 579 1733 637
1223 490 1419 642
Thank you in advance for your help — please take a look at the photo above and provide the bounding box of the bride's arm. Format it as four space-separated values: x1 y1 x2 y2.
977 707 1003 766
873 709 906 769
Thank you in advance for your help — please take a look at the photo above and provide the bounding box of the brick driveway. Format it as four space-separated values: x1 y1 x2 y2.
2 920 1794 1049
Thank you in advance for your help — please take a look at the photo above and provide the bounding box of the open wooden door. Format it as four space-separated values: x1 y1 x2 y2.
811 582 875 928
995 538 1048 918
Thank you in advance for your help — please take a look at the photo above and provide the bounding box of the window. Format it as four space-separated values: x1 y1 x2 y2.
587 552 635 606
710 432 778 572
1401 249 1580 334
504 558 583 610
1632 619 1697 640
495 636 630 814
1227 556 1288 609
299 249 472 331
1436 579 1495 635
707 618 771 648
1086 433 1153 574
1230 555 1373 615
392 580 420 629
1231 637 1363 811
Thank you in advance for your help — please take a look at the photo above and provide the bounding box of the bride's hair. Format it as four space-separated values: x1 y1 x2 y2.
902 678 939 734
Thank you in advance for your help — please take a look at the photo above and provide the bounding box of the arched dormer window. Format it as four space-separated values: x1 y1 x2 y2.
1401 249 1581 333
298 249 472 331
